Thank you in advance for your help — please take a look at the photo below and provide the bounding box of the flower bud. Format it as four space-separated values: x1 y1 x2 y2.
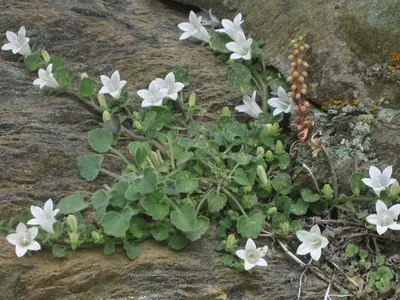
265 150 273 161
301 83 308 89
256 147 265 156
302 62 310 68
292 71 299 78
296 93 302 100
303 100 310 107
41 49 51 63
149 151 161 168
91 231 104 243
66 215 78 232
69 232 79 250
80 72 89 80
242 186 253 193
267 206 277 215
293 43 299 49
102 110 111 123
132 111 140 120
272 122 280 134
304 44 310 49
301 89 307 95
222 107 231 117
288 54 295 60
299 46 305 51
257 165 270 186
322 184 333 200
298 36 304 41
133 121 143 131
297 59 303 65
298 76 305 83
290 39 297 45
301 71 308 77
389 181 400 197
291 84 297 91
286 76 293 83
293 49 299 55
97 93 107 109
188 93 196 107
290 62 297 67
226 234 237 251
287 91 294 98
275 140 284 153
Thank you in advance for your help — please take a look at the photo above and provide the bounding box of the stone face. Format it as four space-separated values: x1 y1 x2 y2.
174 0 400 106
0 0 327 299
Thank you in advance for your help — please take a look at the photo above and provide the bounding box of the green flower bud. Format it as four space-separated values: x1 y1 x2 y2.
91 231 104 244
188 93 196 107
97 93 107 109
322 184 333 200
69 232 79 250
389 182 400 197
226 234 237 252
261 124 274 136
267 206 277 215
265 150 273 161
256 147 265 157
242 186 253 193
272 123 280 134
41 49 50 63
222 107 231 117
80 72 89 80
281 222 290 234
257 165 269 186
133 121 143 131
132 111 140 121
66 215 78 232
102 111 111 123
275 140 284 154
149 151 161 168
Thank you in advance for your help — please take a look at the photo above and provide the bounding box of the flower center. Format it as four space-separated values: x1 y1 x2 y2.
21 236 30 247
310 237 322 249
245 250 260 264
379 214 394 227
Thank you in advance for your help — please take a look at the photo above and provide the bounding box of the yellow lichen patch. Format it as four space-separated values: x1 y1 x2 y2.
391 51 400 62
321 99 360 110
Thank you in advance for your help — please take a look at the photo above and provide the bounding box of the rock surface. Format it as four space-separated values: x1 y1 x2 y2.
0 0 328 299
174 0 400 107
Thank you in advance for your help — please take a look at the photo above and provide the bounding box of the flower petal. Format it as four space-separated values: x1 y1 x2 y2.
28 226 38 238
376 224 387 235
244 260 255 271
245 238 257 251
376 200 388 214
389 204 400 219
369 166 381 179
296 242 310 255
310 224 321 235
15 245 28 257
388 223 400 231
27 218 40 225
44 199 54 213
296 230 310 242
267 97 280 108
361 178 374 188
381 166 393 182
28 241 41 251
256 258 268 267
6 233 18 246
277 86 287 100
310 248 322 261
235 249 246 260
366 214 378 225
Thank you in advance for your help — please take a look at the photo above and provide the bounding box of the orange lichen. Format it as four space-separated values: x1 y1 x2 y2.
321 99 360 110
391 51 400 62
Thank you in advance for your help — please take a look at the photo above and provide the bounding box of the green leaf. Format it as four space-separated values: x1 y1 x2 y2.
207 191 227 213
272 213 290 234
133 168 158 195
290 220 303 234
151 222 171 241
167 232 189 250
228 63 253 94
251 39 264 59
209 33 232 53
172 66 192 85
48 56 65 71
275 195 291 214
290 198 309 216
52 245 66 258
222 254 235 266
241 194 257 209
175 171 198 194
129 217 150 239
109 180 129 208
236 210 265 238
278 153 291 170
58 194 89 214
79 78 97 98
101 211 129 238
346 243 359 257
301 188 320 203
91 189 109 210
124 242 141 260
170 204 196 232
350 172 365 196
231 153 253 165
88 128 113 153
141 188 169 220
359 249 369 259
127 142 150 165
78 154 103 180
271 173 292 195
234 168 256 186
185 216 210 241
55 68 73 89
24 53 41 71
103 239 115 255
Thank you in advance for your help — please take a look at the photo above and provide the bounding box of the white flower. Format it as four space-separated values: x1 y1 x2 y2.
366 200 400 235
6 223 41 257
178 11 211 42
216 13 244 40
235 238 268 271
27 199 59 234
296 224 329 261
267 86 295 116
99 70 127 100
235 91 262 118
137 80 167 107
155 72 185 100
1 26 31 56
361 166 397 196
225 31 252 60
33 64 59 89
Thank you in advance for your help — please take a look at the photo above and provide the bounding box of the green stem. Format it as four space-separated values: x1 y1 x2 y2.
100 168 120 179
168 138 175 170
251 69 268 112
224 189 247 218
109 147 130 165
195 193 209 215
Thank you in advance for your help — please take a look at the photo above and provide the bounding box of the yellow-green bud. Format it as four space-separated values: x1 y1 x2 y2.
102 111 111 123
156 150 164 164
226 234 236 251
41 49 50 63
322 184 333 200
69 232 79 250
275 140 284 154
262 124 274 136
222 107 231 117
256 147 265 157
91 231 104 243
133 121 143 131
188 93 196 107
97 93 107 109
281 222 290 234
242 186 253 193
257 165 269 186
149 151 161 168
66 215 78 232
80 72 89 80
267 206 277 215
389 182 400 197
132 111 140 121
272 123 280 134
265 150 273 161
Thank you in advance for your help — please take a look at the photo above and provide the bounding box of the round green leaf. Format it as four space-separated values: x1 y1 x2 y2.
78 154 103 180
185 216 210 241
91 189 109 210
58 194 89 214
101 211 129 238
52 245 66 258
290 198 309 216
228 63 253 94
300 188 320 203
55 68 73 89
236 210 265 238
141 188 169 221
124 242 141 260
207 191 227 213
79 78 97 98
24 53 41 71
175 171 198 194
271 173 292 195
167 232 189 250
151 222 171 241
170 204 196 232
103 239 115 255
88 128 113 153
